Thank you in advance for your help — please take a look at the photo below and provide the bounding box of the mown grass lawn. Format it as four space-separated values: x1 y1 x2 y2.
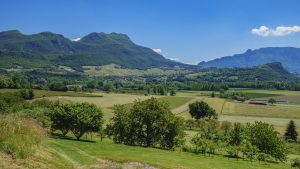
46 137 290 169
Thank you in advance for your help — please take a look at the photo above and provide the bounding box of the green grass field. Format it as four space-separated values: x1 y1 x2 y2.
46 137 290 169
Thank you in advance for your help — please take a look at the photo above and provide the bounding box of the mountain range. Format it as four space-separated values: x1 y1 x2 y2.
1 30 300 77
0 30 185 70
198 47 300 73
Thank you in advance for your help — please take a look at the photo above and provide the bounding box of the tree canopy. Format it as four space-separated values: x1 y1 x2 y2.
189 101 217 120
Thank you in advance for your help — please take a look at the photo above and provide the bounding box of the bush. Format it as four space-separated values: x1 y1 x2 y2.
291 158 300 169
49 82 68 91
0 115 44 159
19 89 35 100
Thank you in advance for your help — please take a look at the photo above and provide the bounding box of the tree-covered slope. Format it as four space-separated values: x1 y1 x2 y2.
198 47 300 73
0 30 184 69
188 62 298 82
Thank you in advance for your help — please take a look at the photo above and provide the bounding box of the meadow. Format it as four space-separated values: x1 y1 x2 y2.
2 89 300 169
45 137 290 169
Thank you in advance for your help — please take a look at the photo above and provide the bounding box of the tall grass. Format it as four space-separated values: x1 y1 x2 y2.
0 114 45 159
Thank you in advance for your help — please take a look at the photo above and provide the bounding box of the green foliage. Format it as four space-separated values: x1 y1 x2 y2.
284 120 298 141
106 97 184 149
247 122 287 161
49 82 68 91
229 123 245 146
0 92 24 113
221 121 232 136
269 98 276 105
189 101 217 120
50 103 104 140
170 89 176 96
19 89 34 100
291 158 300 169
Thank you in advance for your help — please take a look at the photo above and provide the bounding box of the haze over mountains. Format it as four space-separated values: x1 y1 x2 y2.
198 47 300 73
0 30 185 70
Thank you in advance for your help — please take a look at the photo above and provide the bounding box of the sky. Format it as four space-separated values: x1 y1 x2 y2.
1 0 300 64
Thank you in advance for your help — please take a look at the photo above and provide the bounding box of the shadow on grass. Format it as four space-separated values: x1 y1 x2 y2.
50 133 96 143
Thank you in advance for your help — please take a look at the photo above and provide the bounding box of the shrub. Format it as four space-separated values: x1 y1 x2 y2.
291 158 300 169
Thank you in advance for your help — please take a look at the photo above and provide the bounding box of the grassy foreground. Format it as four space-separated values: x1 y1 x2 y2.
46 137 290 169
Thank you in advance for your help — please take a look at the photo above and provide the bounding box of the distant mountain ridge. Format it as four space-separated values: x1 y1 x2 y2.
0 30 186 69
198 47 300 73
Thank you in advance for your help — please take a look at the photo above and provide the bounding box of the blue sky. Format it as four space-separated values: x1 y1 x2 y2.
1 0 300 64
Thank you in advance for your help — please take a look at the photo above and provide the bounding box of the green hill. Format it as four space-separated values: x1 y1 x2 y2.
0 30 185 69
187 62 298 82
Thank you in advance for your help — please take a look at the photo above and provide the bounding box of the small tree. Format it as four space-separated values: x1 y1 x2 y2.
247 121 287 161
188 101 217 120
229 123 245 146
211 92 215 98
70 103 103 140
170 89 176 96
284 120 298 141
221 121 232 136
268 98 276 105
50 103 73 136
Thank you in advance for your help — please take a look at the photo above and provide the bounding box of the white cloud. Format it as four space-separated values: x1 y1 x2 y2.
169 58 180 61
251 26 300 37
71 38 81 41
152 48 163 54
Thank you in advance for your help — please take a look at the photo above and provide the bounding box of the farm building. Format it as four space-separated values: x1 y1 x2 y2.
248 99 268 105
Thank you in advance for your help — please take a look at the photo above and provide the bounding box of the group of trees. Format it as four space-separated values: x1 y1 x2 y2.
105 98 185 149
184 120 288 162
0 75 30 89
50 102 103 140
0 90 35 113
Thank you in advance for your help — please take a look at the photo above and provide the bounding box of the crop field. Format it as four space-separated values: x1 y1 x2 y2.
46 137 290 169
231 89 300 96
222 102 300 119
